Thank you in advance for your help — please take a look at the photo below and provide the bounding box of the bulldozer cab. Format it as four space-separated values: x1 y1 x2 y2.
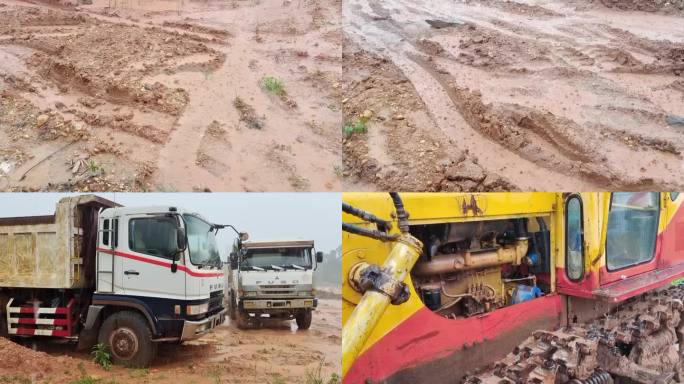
557 192 684 302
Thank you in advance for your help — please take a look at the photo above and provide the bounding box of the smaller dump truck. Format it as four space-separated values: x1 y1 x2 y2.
226 240 323 329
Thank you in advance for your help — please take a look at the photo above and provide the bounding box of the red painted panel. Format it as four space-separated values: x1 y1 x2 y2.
345 294 562 384
659 205 684 268
16 318 70 326
556 268 599 297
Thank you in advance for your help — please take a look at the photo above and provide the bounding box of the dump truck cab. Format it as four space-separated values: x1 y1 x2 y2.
93 205 226 345
227 240 323 329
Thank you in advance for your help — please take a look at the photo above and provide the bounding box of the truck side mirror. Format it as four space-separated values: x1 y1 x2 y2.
316 251 323 263
230 252 239 270
176 227 187 253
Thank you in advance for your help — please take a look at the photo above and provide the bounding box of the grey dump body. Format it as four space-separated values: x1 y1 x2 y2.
0 195 119 289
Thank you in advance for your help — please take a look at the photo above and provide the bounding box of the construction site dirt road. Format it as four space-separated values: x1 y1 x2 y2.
342 0 684 191
0 0 341 192
0 298 341 384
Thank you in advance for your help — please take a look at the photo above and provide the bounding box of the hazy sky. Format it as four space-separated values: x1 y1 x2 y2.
0 193 341 260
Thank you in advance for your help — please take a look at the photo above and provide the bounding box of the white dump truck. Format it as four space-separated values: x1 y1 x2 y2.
226 240 323 329
0 195 227 366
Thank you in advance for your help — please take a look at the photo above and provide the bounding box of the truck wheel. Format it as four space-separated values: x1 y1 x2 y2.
295 310 312 330
229 292 237 320
235 308 250 329
0 312 7 338
98 311 157 367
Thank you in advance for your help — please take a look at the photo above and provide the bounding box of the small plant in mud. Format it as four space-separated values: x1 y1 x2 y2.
91 343 112 371
261 76 286 96
342 120 368 137
88 160 104 175
304 359 339 384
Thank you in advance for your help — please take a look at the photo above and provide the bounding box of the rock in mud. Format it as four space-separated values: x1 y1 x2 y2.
667 115 684 126
425 19 463 29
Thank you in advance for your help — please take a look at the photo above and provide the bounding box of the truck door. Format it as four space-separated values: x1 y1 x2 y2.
120 214 186 300
97 216 123 293
600 192 662 285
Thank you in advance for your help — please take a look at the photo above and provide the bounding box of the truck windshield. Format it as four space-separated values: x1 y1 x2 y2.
241 248 312 270
183 214 221 267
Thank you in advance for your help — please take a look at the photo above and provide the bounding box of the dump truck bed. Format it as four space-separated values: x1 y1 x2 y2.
0 195 118 289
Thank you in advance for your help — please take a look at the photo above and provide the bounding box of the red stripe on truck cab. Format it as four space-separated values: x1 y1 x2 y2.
96 248 224 277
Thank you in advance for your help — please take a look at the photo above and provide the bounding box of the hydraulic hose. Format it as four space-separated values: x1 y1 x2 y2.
389 192 409 234
342 223 398 242
342 202 393 232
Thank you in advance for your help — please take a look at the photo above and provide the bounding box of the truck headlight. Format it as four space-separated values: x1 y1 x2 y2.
186 303 209 315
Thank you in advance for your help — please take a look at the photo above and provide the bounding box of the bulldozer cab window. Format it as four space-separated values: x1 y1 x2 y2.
606 192 660 271
565 196 584 281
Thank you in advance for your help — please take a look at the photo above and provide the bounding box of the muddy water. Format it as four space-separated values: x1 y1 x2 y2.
344 0 684 190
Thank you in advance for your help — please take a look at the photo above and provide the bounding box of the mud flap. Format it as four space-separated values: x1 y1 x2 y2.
76 315 102 351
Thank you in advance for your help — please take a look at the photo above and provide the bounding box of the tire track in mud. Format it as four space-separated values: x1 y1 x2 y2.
343 0 684 191
344 0 604 190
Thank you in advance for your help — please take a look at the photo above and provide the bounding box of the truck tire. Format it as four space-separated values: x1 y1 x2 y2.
229 292 237 320
235 308 250 329
98 311 157 367
295 310 312 330
0 312 7 338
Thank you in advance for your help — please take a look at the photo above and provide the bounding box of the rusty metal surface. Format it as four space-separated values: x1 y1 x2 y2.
0 215 55 226
241 240 315 249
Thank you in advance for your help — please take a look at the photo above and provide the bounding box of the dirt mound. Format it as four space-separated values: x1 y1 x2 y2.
600 0 684 12
0 338 92 383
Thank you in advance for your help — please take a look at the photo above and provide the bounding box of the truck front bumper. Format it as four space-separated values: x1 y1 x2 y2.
242 298 318 310
180 308 227 341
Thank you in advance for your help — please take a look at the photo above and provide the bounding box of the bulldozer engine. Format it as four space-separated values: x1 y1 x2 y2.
410 217 550 318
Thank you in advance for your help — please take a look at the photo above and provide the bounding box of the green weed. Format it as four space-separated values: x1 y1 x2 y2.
262 76 285 95
91 343 112 371
343 120 367 137
304 360 340 384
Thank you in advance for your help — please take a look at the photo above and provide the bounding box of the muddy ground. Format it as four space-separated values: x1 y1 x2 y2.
342 0 684 191
0 299 341 384
0 0 341 192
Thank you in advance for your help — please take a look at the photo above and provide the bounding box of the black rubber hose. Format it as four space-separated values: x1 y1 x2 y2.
389 192 409 234
342 223 399 242
342 202 392 232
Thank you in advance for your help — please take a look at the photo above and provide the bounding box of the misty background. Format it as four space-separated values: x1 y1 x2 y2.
0 193 342 287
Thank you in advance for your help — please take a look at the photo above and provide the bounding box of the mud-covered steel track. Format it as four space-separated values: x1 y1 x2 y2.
342 0 684 191
466 286 684 383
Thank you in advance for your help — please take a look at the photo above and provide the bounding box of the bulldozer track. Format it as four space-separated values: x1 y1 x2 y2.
465 286 684 384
